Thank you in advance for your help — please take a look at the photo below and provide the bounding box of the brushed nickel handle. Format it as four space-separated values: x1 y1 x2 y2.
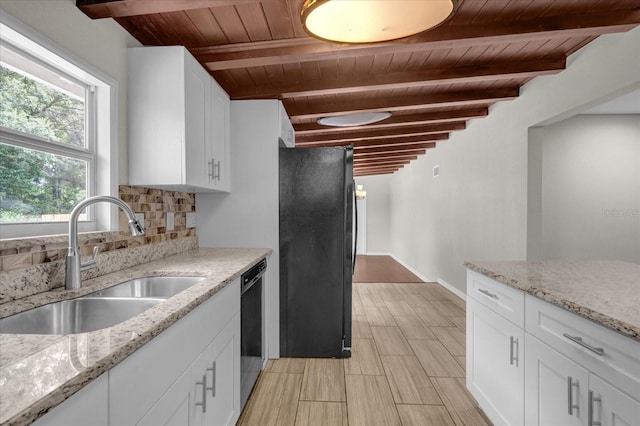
214 160 221 181
80 246 99 271
478 288 499 300
588 390 602 426
208 159 214 180
567 376 579 415
509 336 518 366
195 374 207 413
207 362 216 397
563 333 605 356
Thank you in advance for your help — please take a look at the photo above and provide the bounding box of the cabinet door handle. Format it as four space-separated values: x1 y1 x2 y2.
207 361 216 397
567 376 579 415
588 390 602 426
195 374 207 413
562 333 605 356
509 336 518 366
214 160 221 181
478 288 499 300
208 159 214 180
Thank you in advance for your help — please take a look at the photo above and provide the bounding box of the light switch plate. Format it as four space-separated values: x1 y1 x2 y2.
135 212 145 224
166 212 174 231
186 212 197 228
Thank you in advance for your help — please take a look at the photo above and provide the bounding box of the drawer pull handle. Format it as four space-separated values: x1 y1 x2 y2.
588 390 602 426
562 333 605 356
207 362 216 397
567 376 579 415
509 336 519 366
478 288 499 300
196 374 207 413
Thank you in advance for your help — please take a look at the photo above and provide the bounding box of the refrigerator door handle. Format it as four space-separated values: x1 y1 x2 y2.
353 180 357 274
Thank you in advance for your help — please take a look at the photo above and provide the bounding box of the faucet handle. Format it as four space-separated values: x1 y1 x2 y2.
80 246 99 271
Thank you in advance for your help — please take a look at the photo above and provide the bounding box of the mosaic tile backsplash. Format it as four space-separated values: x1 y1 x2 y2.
0 185 198 302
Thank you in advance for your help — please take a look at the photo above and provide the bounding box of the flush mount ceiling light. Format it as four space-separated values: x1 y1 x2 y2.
318 111 392 127
301 0 457 44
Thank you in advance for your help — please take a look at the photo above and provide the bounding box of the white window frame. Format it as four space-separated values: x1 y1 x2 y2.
0 11 118 239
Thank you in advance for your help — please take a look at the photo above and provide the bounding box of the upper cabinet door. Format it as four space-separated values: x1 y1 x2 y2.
209 79 231 192
128 46 230 193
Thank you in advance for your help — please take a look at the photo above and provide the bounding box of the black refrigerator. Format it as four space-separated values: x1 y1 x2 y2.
279 145 355 358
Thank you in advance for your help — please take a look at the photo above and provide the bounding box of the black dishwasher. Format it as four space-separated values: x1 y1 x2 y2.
240 258 266 410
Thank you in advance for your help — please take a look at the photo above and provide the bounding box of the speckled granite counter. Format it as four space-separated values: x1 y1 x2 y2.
464 260 640 341
0 247 271 426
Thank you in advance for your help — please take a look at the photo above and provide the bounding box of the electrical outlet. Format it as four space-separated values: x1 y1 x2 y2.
166 212 174 231
186 212 197 228
135 212 145 225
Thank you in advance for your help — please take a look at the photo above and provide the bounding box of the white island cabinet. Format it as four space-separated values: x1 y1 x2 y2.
466 270 525 426
128 46 230 193
466 267 640 426
524 295 640 426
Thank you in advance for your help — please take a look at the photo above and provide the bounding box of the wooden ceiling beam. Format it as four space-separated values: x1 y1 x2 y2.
355 166 401 172
287 89 518 121
354 143 436 154
295 108 487 134
194 10 640 70
356 157 416 165
355 165 403 171
296 122 465 144
296 138 442 149
230 58 565 99
76 0 258 19
355 170 396 176
353 149 427 159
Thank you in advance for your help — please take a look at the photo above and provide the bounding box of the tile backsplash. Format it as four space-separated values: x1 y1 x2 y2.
0 185 198 303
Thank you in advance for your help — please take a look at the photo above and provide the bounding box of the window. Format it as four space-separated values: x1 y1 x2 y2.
0 12 117 238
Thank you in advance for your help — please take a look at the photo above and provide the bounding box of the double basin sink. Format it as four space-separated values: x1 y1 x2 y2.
0 276 205 335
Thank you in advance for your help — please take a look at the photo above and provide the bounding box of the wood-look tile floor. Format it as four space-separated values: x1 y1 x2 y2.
237 282 492 426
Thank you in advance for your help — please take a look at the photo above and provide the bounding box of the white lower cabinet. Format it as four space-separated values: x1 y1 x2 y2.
139 312 240 426
525 333 640 426
33 373 108 426
466 270 640 426
525 333 589 426
467 298 524 426
589 374 640 426
109 279 240 426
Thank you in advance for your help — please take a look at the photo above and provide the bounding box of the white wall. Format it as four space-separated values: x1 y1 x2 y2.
387 26 640 294
528 115 640 263
355 175 391 253
197 100 281 359
1 0 140 183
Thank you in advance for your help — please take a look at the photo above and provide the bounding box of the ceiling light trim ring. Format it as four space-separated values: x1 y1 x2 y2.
301 0 458 44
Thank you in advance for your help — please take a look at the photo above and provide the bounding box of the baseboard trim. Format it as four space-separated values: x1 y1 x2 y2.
387 254 435 283
386 254 467 301
437 277 466 301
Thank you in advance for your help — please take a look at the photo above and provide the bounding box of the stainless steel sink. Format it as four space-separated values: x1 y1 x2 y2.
0 297 163 335
87 276 205 299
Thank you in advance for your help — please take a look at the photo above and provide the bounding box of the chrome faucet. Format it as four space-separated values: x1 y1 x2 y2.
65 195 145 290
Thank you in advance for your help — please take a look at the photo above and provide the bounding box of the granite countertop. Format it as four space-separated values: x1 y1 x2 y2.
0 247 271 426
464 260 640 341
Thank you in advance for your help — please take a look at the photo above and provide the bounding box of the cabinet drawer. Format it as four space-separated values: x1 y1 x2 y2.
467 270 525 328
525 295 640 400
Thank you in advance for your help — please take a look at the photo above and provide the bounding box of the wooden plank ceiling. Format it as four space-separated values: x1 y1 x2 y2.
78 0 640 176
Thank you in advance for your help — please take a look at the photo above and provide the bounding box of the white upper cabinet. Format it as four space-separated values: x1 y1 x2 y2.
128 46 230 193
279 101 295 147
